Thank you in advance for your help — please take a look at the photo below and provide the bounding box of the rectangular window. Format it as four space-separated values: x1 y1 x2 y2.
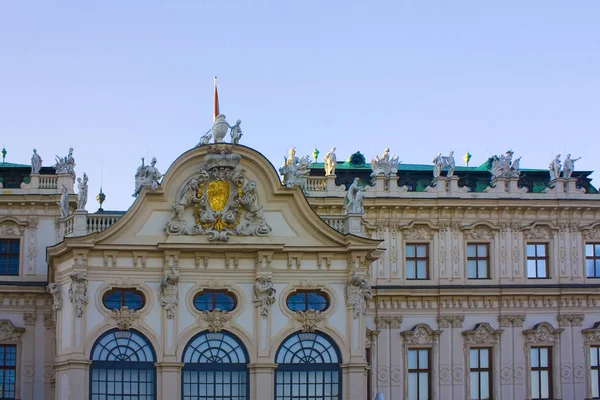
408 348 430 400
0 344 16 399
526 244 549 279
405 244 429 280
469 348 492 400
591 346 600 398
0 239 19 276
530 347 552 400
467 244 490 279
586 244 600 278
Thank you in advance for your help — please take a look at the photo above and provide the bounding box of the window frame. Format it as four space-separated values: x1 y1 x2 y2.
0 238 20 277
0 344 17 400
405 243 430 280
192 290 237 312
466 243 490 280
102 288 146 311
469 347 493 400
407 348 431 400
586 243 600 279
590 345 600 399
526 242 550 279
285 290 330 312
529 346 553 400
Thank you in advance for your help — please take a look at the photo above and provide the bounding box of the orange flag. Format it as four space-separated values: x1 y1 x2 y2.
213 76 219 122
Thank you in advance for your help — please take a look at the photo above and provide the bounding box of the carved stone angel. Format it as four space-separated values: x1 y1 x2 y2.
68 272 88 317
159 272 179 319
345 272 372 319
253 276 276 318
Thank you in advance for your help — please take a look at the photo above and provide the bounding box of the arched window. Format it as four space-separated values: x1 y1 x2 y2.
286 290 329 312
102 289 146 310
275 332 342 400
90 329 156 400
193 290 236 312
182 331 249 400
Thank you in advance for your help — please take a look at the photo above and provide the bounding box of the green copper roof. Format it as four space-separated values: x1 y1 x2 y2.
0 162 30 168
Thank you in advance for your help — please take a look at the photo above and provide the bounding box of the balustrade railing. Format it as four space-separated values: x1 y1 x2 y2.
306 177 327 192
87 213 122 234
322 216 345 233
39 175 58 189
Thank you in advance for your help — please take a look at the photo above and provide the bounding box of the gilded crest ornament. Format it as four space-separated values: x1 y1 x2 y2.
165 145 271 241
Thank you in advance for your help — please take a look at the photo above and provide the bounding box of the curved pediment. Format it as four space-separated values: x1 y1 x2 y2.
51 144 379 254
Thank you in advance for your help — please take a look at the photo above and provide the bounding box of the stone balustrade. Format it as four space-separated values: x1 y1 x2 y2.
87 213 122 234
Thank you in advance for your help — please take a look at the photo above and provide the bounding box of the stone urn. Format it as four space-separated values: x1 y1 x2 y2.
212 114 229 143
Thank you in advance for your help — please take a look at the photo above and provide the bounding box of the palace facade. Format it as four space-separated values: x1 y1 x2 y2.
0 136 599 400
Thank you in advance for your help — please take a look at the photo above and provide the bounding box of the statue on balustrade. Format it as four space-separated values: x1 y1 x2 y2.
370 148 400 178
432 151 456 178
31 149 42 174
133 157 162 197
324 147 337 176
489 150 520 179
55 147 76 181
549 154 562 180
344 177 366 215
279 147 310 191
77 173 88 210
59 186 70 218
562 154 581 179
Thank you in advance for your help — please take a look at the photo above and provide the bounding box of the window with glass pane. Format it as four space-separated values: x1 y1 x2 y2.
405 244 429 280
469 348 491 400
286 291 329 312
0 239 19 276
586 244 600 278
193 290 236 312
102 289 146 310
0 344 16 399
407 349 430 400
591 346 600 399
530 347 552 400
526 244 549 278
467 244 490 279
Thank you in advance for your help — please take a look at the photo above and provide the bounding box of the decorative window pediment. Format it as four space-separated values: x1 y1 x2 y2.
462 225 495 240
582 224 600 240
0 219 25 236
523 322 563 345
0 319 25 342
523 225 553 240
401 323 441 345
462 322 503 346
582 322 600 345
403 225 434 241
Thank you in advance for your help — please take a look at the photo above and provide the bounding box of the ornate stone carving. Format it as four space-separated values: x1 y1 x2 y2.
549 154 562 181
462 322 503 345
111 306 139 330
253 275 276 318
401 323 441 345
375 316 403 329
76 173 88 210
208 114 242 144
59 185 70 218
203 309 230 332
165 145 271 241
563 154 580 179
557 313 585 327
582 322 600 345
463 227 493 240
324 147 336 176
54 147 76 180
437 315 464 328
370 148 400 178
68 272 88 318
498 314 526 327
489 150 520 179
295 310 324 332
526 225 551 240
345 272 372 319
229 119 243 144
523 322 563 345
344 178 366 215
31 149 42 174
403 226 433 240
0 221 24 236
279 147 311 190
23 312 36 326
47 283 63 311
43 313 54 330
27 216 38 274
133 157 162 197
0 320 24 341
432 151 455 178
159 272 179 319
583 228 600 240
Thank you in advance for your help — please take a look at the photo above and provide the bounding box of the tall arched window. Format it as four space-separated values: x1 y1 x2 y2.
275 332 342 400
89 329 156 400
182 331 249 400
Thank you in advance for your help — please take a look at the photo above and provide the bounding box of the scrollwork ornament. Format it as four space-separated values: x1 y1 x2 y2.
523 322 562 345
295 310 324 332
0 320 25 341
111 306 139 330
203 309 231 332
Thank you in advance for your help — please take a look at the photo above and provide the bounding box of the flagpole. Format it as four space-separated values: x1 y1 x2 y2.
213 76 219 122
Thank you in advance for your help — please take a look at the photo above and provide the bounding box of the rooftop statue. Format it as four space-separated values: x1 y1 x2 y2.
432 151 456 178
279 147 310 191
210 114 243 145
77 173 88 210
198 129 212 146
31 149 42 174
549 154 562 181
132 157 162 197
230 119 243 144
344 177 366 215
59 186 70 218
563 154 581 179
370 148 400 178
490 150 521 179
55 147 76 181
324 147 337 176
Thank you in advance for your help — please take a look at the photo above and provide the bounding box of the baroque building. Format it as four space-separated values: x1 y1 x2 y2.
0 122 599 400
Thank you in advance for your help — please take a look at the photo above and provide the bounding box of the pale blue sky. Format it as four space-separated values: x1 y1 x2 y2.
0 1 598 210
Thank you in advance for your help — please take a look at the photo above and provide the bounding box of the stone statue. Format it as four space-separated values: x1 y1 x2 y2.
198 129 212 146
345 272 372 319
253 275 276 318
563 154 581 179
212 114 230 143
230 120 243 144
432 151 456 178
279 148 310 191
549 154 561 180
159 272 179 319
77 173 88 210
47 283 62 311
490 150 520 179
344 178 366 215
324 147 337 176
68 272 88 318
31 149 42 174
55 147 76 181
370 148 400 177
444 151 456 177
133 157 162 197
59 186 69 218
432 153 443 178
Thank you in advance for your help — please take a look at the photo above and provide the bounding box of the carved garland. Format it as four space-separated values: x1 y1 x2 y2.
462 323 503 346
